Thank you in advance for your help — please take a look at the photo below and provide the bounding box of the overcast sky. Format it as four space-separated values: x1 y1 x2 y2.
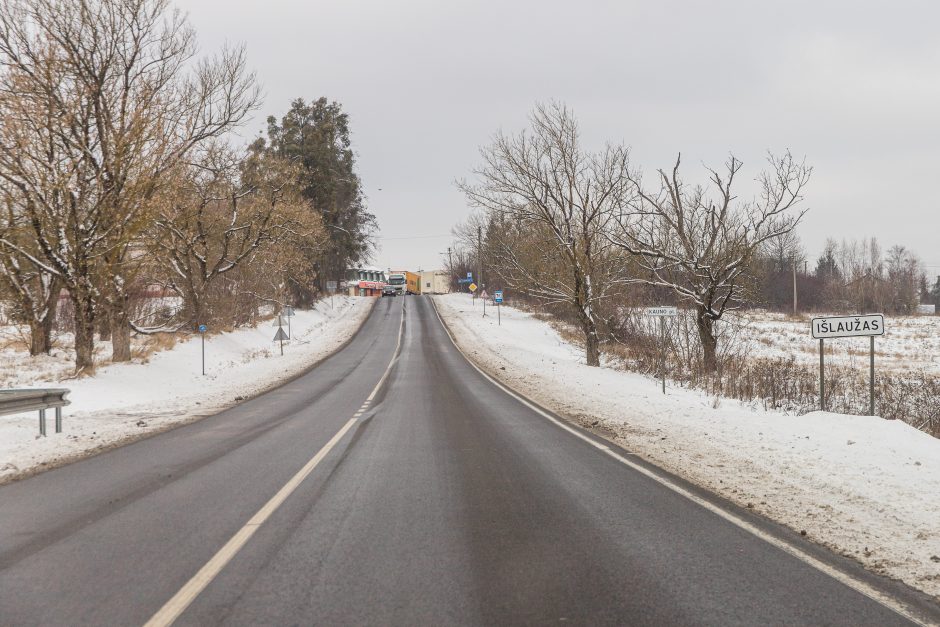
184 0 940 276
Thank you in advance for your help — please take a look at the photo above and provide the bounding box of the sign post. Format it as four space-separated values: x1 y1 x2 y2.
468 282 477 305
494 290 503 325
644 307 678 393
480 289 488 317
819 338 825 411
284 305 295 339
273 315 288 356
327 281 337 309
811 314 885 415
198 324 207 375
870 336 875 416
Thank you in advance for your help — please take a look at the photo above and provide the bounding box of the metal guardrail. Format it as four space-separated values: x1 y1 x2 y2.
0 389 71 436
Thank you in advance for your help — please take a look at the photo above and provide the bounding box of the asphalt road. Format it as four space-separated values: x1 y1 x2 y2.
0 296 936 626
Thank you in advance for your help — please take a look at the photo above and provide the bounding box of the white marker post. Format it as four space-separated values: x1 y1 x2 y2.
811 314 885 415
644 307 678 393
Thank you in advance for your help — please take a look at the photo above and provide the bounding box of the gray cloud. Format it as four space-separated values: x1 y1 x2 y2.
183 0 940 274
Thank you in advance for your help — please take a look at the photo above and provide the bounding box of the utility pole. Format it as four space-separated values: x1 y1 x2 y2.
448 246 453 291
793 261 798 313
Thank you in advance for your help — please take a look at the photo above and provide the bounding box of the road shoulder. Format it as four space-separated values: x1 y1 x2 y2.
0 297 378 486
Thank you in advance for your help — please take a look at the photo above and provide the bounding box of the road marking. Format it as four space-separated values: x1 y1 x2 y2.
428 298 931 627
142 418 356 627
145 299 406 627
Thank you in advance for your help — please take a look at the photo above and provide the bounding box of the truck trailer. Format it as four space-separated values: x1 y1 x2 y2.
387 270 421 295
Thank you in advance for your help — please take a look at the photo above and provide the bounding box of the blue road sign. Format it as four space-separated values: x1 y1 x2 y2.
457 278 473 284
198 324 207 333
494 290 503 303
466 272 473 279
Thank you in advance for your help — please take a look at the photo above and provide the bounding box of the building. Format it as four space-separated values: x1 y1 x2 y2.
419 270 451 295
346 266 387 297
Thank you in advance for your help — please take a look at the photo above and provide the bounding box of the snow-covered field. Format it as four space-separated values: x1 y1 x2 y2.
434 293 940 599
0 296 374 484
732 310 940 374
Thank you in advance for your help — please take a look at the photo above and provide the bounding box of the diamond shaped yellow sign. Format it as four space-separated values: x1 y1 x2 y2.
468 282 478 292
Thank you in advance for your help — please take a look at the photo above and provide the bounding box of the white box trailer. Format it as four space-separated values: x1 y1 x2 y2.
420 270 451 294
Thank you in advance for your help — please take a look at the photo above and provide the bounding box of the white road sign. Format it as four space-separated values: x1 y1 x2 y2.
811 314 885 339
644 306 678 317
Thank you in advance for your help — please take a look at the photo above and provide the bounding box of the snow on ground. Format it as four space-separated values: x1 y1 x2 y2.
0 296 374 484
730 310 940 374
434 293 940 599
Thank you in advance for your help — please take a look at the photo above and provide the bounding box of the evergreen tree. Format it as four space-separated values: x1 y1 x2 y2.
814 243 840 282
264 98 375 303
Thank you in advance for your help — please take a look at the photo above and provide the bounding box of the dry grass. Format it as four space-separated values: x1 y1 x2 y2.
129 332 180 363
594 307 940 437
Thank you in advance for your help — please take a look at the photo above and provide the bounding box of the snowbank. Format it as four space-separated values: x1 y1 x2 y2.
0 296 374 484
434 293 940 599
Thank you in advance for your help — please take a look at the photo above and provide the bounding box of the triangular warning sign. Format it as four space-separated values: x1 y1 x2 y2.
273 327 289 342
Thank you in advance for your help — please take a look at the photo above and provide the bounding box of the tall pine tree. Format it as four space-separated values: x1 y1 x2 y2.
264 98 375 303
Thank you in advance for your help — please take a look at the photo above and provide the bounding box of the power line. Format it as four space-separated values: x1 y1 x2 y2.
378 234 452 241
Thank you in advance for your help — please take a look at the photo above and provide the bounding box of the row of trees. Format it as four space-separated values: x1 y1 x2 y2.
455 102 811 371
0 0 373 371
753 233 936 314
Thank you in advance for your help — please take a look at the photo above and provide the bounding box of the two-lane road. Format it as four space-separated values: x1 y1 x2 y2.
0 296 935 625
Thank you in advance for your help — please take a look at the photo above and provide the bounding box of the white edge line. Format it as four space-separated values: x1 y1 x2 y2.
428 297 931 627
145 298 407 627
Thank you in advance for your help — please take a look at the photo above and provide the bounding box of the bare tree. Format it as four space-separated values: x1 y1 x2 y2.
610 152 811 372
0 194 60 354
0 0 260 369
458 102 633 366
149 145 322 330
886 245 923 314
